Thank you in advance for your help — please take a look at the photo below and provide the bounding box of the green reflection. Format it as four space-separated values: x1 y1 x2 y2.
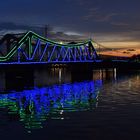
0 80 102 130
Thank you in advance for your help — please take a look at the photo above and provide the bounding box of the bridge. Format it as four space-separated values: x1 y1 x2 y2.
0 31 100 64
0 31 139 71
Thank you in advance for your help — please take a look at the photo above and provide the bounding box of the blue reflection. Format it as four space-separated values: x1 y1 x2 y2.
0 80 102 130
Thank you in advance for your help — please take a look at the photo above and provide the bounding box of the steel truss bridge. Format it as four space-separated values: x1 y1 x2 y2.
0 31 100 64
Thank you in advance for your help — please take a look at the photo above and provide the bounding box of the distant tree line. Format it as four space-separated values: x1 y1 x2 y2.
129 54 140 62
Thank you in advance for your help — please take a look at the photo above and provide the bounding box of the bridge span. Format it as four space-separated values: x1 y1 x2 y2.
0 31 139 70
0 31 98 63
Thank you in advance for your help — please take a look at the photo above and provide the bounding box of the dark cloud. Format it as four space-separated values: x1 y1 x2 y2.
0 22 31 31
111 22 130 27
0 0 140 44
83 11 118 22
0 22 44 35
0 22 85 41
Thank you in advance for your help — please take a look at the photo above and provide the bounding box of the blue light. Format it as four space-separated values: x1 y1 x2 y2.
39 42 49 61
0 60 103 65
0 80 102 130
0 31 99 63
31 39 41 60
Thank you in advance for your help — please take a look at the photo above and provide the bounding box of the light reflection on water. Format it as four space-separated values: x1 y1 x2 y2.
1 68 140 139
0 79 102 130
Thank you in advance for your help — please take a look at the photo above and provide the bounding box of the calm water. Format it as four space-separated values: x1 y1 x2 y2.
0 68 140 140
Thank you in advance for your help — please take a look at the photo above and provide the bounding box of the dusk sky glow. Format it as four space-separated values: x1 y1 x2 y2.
0 0 140 49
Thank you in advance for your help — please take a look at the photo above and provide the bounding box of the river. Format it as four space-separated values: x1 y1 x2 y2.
0 68 140 140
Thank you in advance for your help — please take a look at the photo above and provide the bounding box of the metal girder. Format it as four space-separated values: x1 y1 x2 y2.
0 31 99 63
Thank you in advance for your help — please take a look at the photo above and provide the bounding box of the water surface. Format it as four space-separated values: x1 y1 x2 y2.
0 68 140 140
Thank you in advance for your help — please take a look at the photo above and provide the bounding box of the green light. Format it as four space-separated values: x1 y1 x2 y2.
0 30 92 62
0 31 31 61
31 31 89 47
28 37 32 59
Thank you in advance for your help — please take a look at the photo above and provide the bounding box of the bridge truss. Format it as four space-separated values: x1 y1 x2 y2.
0 31 99 64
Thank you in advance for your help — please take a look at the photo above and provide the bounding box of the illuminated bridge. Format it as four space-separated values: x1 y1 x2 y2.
0 31 100 65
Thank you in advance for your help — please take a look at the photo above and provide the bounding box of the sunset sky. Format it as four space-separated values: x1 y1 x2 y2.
0 0 140 51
